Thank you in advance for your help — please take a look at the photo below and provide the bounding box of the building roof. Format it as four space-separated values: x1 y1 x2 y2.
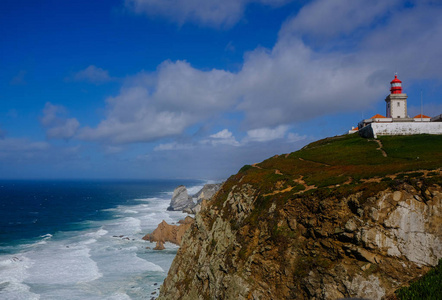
370 114 387 119
413 114 431 118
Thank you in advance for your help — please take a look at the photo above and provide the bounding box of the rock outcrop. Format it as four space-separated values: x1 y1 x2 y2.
185 183 223 214
158 179 442 299
194 183 222 203
156 134 442 300
142 216 194 250
167 185 195 211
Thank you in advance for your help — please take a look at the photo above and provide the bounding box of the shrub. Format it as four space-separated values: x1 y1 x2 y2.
395 259 442 299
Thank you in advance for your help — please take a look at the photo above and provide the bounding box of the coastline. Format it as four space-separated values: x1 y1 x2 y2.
0 179 204 299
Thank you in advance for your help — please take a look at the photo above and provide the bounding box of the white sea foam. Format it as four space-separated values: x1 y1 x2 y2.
85 228 108 238
107 292 132 300
0 255 39 300
0 183 202 299
25 243 102 285
0 281 40 300
105 216 142 236
0 255 32 284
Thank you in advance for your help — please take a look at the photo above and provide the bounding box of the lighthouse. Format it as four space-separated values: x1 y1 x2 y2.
357 73 442 138
385 74 408 118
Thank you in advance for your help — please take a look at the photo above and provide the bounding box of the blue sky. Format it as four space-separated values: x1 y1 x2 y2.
1 0 442 180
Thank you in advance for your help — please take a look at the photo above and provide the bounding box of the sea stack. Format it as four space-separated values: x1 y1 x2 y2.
167 185 195 211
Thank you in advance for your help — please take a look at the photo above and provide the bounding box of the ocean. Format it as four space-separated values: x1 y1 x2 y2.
0 179 204 300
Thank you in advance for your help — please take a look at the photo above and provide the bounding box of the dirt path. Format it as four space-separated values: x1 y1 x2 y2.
263 175 317 197
293 175 317 192
298 157 331 167
372 139 387 157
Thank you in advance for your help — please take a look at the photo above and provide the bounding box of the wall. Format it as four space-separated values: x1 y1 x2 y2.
359 122 442 138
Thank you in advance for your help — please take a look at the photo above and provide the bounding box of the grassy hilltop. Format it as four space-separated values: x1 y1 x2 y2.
159 133 442 300
220 133 442 204
242 133 440 186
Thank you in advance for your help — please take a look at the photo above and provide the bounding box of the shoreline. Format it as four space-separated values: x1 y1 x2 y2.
0 180 204 299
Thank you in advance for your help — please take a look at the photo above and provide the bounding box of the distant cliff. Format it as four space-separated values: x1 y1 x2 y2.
157 134 442 300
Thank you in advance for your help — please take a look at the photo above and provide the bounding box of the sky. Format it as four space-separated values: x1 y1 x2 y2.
1 0 442 180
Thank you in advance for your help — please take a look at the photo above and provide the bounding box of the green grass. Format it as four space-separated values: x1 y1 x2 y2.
380 134 442 162
395 259 442 299
294 133 387 166
224 134 442 203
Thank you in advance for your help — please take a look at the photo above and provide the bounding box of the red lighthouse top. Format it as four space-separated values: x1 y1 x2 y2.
390 74 402 94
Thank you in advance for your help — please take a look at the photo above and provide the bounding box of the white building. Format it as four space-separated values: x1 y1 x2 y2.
357 74 442 138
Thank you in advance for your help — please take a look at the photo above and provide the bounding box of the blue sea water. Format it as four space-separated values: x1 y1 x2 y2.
0 179 204 299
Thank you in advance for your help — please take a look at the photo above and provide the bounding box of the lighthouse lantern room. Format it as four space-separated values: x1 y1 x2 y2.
385 74 408 118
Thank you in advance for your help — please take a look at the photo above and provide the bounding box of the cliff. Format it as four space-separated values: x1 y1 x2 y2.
157 134 442 300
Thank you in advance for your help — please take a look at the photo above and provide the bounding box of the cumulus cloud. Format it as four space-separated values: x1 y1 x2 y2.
205 129 240 146
154 142 194 151
236 0 442 127
79 1 442 147
358 2 442 80
244 125 289 142
279 0 442 80
125 0 291 27
210 129 233 139
79 60 236 144
281 0 399 41
41 102 80 140
235 40 384 128
73 65 113 84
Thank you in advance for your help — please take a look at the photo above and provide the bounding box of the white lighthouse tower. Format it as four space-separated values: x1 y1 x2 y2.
385 74 408 119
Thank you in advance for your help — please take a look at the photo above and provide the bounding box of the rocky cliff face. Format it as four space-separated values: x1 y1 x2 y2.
157 134 442 300
167 185 194 211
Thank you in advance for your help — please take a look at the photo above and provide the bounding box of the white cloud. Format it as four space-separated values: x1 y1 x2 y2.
154 142 194 151
281 0 399 41
234 0 442 128
235 39 383 128
79 1 442 147
244 125 289 142
0 138 49 159
210 129 232 139
206 129 240 146
287 132 307 143
78 60 236 144
125 0 290 27
73 65 113 84
358 2 442 80
41 103 80 140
